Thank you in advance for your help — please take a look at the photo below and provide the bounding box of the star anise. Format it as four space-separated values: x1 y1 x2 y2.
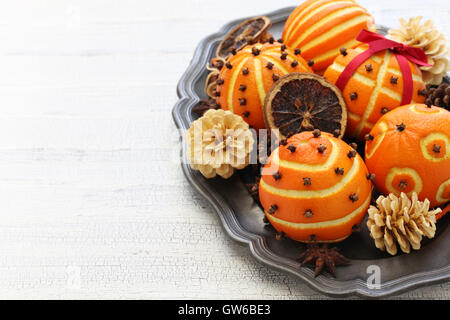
297 244 351 277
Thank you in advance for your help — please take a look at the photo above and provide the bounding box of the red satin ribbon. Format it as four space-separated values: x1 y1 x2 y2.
335 30 431 105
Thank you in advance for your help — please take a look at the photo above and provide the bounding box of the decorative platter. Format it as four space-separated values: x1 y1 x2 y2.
172 6 450 298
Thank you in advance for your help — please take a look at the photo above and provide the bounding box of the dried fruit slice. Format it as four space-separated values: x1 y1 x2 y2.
263 73 347 139
216 16 271 60
204 58 226 99
204 70 220 99
204 17 272 99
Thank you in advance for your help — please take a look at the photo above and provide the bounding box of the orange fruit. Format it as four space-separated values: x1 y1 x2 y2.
324 44 426 141
216 42 313 130
365 104 450 208
282 0 376 73
259 131 372 243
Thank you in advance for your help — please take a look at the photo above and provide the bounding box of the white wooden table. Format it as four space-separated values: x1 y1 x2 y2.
0 0 448 299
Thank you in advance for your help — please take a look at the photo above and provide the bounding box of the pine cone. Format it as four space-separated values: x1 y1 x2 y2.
388 16 449 85
185 109 254 179
366 192 441 255
425 82 450 110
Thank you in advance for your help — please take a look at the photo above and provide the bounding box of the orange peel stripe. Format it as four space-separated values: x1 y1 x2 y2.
388 68 423 83
253 58 266 107
379 87 402 102
273 139 339 172
351 46 383 64
409 104 445 115
420 132 450 162
355 50 391 137
313 38 361 66
385 167 423 196
261 55 290 74
352 47 382 64
348 112 361 121
298 15 370 52
264 52 309 71
365 121 388 159
227 57 249 113
261 47 284 55
284 0 331 40
329 62 375 86
267 192 370 229
260 156 361 199
285 0 356 41
436 179 450 203
290 6 366 49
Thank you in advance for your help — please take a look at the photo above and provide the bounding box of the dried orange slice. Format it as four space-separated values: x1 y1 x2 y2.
263 73 347 139
216 16 272 60
205 17 271 99
204 70 220 99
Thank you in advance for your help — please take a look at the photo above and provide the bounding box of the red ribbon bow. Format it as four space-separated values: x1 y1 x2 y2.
335 29 431 105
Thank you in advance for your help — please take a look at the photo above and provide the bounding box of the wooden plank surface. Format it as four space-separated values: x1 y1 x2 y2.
0 0 448 299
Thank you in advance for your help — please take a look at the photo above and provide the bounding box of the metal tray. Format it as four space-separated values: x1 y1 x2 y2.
172 6 450 298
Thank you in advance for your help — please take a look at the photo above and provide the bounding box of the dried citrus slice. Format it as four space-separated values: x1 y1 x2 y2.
204 70 220 99
204 57 226 99
205 17 271 99
263 73 347 139
216 16 271 60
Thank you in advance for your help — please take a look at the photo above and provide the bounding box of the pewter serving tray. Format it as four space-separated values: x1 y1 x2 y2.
172 7 449 298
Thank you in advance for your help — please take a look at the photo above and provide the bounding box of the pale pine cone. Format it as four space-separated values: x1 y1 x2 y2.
388 16 449 85
185 109 254 179
366 192 441 255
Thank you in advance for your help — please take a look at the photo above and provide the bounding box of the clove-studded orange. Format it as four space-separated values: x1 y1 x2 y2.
324 44 426 141
282 0 376 74
365 104 450 208
215 42 313 130
259 131 372 243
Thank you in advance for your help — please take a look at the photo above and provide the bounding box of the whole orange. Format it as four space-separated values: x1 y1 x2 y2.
282 0 376 73
259 131 372 243
324 45 426 141
365 104 450 208
216 42 313 130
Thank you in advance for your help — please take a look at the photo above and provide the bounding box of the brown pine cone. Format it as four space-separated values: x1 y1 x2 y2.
425 81 450 111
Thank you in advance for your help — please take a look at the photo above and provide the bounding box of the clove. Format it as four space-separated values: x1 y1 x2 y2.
396 123 406 132
313 129 321 138
349 193 359 203
304 209 313 218
267 204 278 215
303 177 312 186
287 144 297 153
347 150 357 158
317 144 327 153
272 171 282 181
